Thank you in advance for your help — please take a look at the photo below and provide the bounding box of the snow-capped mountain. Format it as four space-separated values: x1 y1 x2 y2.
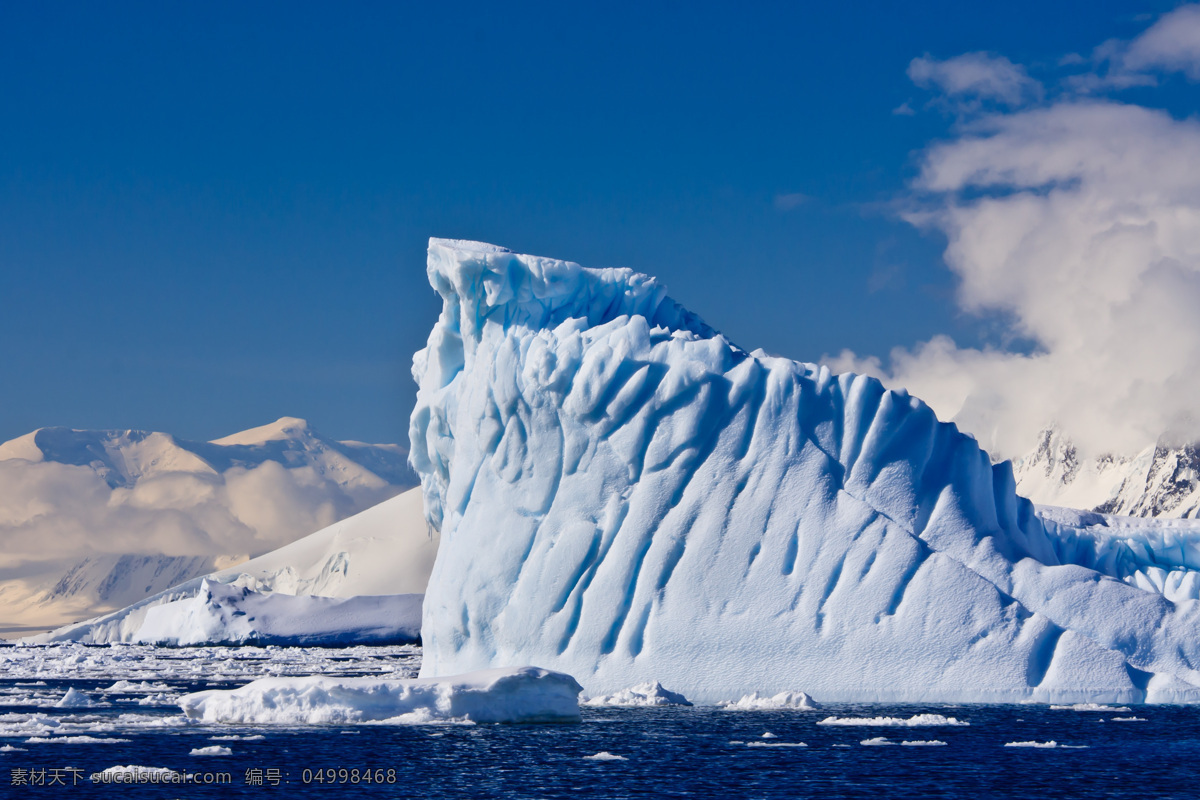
1013 427 1200 519
0 417 417 636
411 238 1200 704
29 487 435 645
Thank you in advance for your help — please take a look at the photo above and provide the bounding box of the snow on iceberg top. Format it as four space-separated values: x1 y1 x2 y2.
422 236 719 352
429 238 513 254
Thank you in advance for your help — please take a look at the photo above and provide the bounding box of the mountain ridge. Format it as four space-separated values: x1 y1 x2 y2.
1014 427 1200 519
0 417 417 636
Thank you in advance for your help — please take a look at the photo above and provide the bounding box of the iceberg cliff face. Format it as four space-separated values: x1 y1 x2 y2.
410 238 1200 704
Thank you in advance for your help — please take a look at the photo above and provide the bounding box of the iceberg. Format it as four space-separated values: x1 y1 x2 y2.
583 681 691 707
409 238 1200 705
133 579 421 646
179 666 582 724
719 692 819 711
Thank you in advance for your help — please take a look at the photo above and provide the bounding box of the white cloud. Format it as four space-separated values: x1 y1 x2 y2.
1123 4 1200 78
1067 4 1200 91
907 52 1042 108
832 100 1200 459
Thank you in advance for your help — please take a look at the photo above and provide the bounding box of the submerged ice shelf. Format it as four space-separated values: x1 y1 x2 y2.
410 238 1200 705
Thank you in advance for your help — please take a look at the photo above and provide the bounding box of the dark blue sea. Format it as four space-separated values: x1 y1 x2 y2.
2 644 1198 799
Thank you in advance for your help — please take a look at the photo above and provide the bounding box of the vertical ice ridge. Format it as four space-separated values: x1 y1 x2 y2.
1027 624 1065 688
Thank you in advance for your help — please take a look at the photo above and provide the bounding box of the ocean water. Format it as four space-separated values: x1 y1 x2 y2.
3 644 1199 799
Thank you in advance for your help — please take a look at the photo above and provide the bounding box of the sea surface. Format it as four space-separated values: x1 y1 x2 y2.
2 644 1198 799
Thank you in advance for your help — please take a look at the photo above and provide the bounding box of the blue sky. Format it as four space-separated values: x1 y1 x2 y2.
0 1 1190 450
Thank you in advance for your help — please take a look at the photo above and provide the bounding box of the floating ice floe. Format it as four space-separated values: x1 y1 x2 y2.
901 740 947 746
746 741 807 748
818 714 968 727
210 734 265 741
584 752 627 761
189 746 232 756
0 745 27 752
410 239 1200 704
1109 716 1148 722
180 667 583 725
26 736 130 744
103 681 172 693
583 681 691 707
860 737 896 746
718 692 819 711
1004 741 1089 749
1049 703 1132 712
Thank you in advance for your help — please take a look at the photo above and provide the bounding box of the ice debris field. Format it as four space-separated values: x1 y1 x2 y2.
1 644 1196 799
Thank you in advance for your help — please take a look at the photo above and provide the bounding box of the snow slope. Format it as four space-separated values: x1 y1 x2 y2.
27 487 435 644
0 418 417 636
411 238 1200 705
1014 428 1200 519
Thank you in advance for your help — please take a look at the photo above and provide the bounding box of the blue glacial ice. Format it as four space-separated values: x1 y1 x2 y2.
410 238 1200 705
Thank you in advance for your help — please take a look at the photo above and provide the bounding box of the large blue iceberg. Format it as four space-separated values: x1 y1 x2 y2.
410 238 1200 704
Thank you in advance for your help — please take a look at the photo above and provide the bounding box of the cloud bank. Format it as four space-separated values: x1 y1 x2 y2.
830 7 1200 460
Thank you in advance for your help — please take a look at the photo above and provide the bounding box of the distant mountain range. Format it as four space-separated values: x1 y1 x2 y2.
0 417 417 636
1013 427 1200 518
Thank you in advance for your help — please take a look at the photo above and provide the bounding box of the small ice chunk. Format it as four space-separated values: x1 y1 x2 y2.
746 741 807 748
901 740 947 746
55 688 97 708
761 732 777 738
1109 717 1148 722
1004 741 1091 749
0 745 28 752
1049 703 1131 712
584 752 627 761
718 691 818 711
583 681 691 707
860 737 895 746
819 714 967 727
190 746 232 756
